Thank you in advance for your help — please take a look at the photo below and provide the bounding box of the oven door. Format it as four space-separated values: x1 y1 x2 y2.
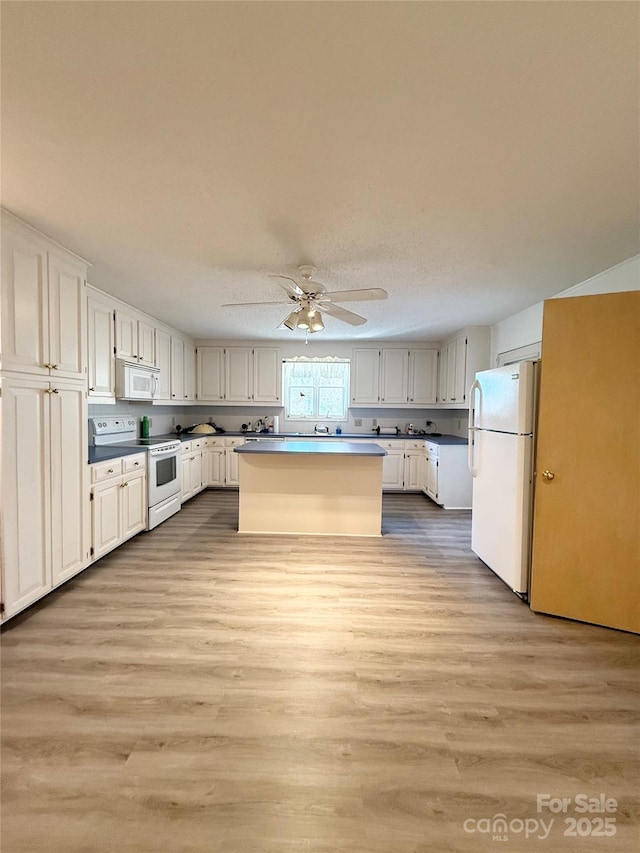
148 445 180 507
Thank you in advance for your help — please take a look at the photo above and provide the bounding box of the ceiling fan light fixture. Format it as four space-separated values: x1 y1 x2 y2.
283 310 300 331
308 311 324 333
295 307 313 330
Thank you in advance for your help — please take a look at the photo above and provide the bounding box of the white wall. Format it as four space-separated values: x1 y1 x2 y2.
490 255 639 364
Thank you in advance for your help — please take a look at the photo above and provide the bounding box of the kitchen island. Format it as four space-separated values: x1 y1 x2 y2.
235 440 387 536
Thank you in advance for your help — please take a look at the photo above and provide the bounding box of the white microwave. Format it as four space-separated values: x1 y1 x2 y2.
115 359 160 401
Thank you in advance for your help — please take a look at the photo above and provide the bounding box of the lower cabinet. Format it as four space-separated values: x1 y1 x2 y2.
181 440 204 502
224 437 245 486
423 441 472 509
90 454 147 560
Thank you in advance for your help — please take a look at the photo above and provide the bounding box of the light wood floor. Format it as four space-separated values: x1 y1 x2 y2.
2 492 638 852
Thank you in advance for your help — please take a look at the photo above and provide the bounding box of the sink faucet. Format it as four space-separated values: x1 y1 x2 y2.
314 424 330 434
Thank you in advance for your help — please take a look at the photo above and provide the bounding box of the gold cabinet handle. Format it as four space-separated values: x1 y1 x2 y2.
51 364 58 369
44 388 59 394
134 461 140 466
120 481 129 488
542 470 555 481
107 468 114 474
89 387 95 391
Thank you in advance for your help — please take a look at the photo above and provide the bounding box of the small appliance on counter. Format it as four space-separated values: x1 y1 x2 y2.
374 426 400 435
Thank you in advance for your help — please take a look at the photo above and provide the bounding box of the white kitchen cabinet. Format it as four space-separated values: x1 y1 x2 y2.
90 454 146 559
438 327 490 407
351 348 380 404
180 440 205 501
423 440 472 509
2 376 90 618
1 214 88 381
403 439 426 492
155 328 172 401
169 334 196 403
224 437 245 486
196 347 225 402
377 440 405 490
352 347 440 407
201 437 225 487
380 349 409 405
87 289 115 400
408 349 438 405
115 309 156 366
198 347 280 404
171 335 185 401
253 347 280 402
225 347 253 402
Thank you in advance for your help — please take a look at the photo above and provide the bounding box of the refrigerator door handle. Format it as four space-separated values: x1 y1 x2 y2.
468 379 481 476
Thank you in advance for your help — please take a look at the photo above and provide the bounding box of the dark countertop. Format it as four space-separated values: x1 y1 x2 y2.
88 445 150 464
88 431 466 462
235 440 386 456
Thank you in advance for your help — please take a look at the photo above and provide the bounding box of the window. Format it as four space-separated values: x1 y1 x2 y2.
282 357 350 420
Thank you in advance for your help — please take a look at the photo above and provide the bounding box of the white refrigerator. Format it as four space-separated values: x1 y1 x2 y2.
467 361 537 597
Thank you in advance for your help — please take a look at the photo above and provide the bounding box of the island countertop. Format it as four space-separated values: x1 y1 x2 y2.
234 439 387 456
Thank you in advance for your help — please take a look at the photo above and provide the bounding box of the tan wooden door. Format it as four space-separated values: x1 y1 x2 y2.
530 291 640 633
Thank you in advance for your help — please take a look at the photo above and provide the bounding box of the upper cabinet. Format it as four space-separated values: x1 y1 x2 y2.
351 348 439 407
87 288 115 400
196 347 280 404
168 333 196 403
437 327 490 407
115 309 155 366
1 214 87 381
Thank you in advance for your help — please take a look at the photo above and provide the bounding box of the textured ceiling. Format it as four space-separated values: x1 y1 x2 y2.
2 1 638 341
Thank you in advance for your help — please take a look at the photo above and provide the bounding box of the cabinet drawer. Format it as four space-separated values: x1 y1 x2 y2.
91 459 123 483
404 439 426 451
377 440 403 452
225 437 245 447
425 442 439 459
181 441 192 454
190 439 202 449
123 454 146 473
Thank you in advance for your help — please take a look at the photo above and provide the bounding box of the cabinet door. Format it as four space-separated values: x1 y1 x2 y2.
403 452 423 491
225 447 241 485
92 480 121 559
226 348 253 402
1 377 51 617
427 456 439 501
438 345 448 404
155 329 172 400
253 347 280 403
115 310 137 361
1 227 49 376
180 454 192 502
190 451 203 493
87 295 115 398
49 381 89 585
445 341 458 403
171 337 185 401
382 451 404 490
351 349 380 405
47 251 87 380
453 336 467 402
380 349 408 404
409 350 438 405
196 347 225 401
121 472 147 540
184 342 196 401
137 320 156 366
206 448 224 486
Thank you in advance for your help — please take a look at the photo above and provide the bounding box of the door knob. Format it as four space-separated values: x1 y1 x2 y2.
542 470 555 481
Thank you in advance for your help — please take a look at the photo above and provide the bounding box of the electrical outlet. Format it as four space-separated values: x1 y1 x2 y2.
372 418 378 427
172 416 176 427
354 417 363 427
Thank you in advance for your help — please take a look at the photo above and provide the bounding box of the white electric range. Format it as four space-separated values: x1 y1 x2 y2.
90 417 182 530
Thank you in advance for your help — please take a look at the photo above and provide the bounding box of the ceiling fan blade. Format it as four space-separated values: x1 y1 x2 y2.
268 274 305 297
222 300 292 308
319 288 388 303
321 303 368 326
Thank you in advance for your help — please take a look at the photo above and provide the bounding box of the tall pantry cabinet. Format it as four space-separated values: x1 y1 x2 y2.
1 210 90 620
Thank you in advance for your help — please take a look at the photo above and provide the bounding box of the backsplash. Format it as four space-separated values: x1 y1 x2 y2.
88 401 468 437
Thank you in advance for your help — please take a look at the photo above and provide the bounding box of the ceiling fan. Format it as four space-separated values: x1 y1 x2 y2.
222 265 388 333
